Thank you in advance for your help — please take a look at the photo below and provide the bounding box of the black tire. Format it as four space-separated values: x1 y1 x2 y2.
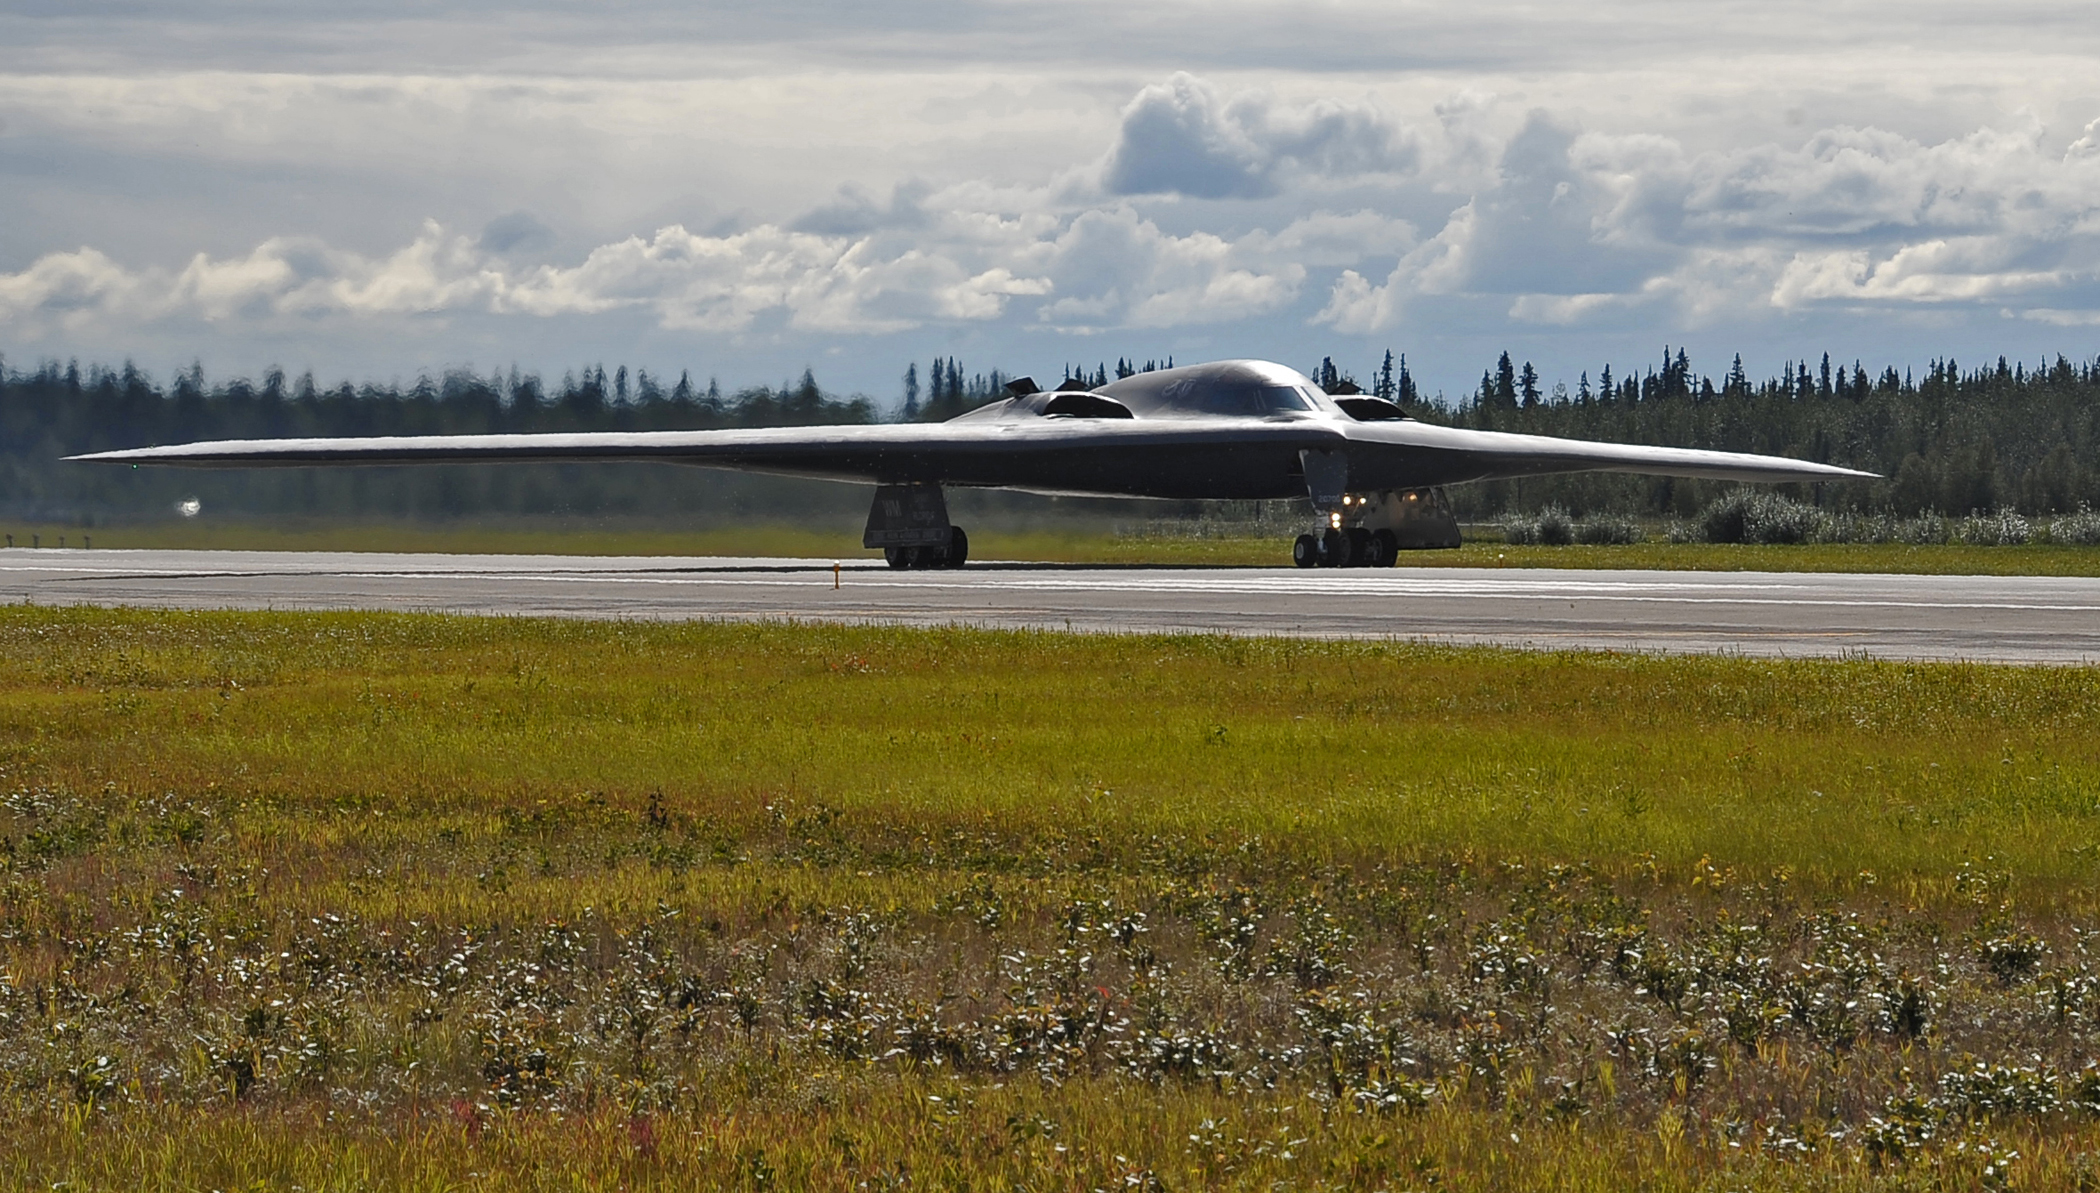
1371 529 1400 567
945 526 970 568
1320 527 1351 568
1292 533 1320 568
884 546 910 569
1346 527 1374 567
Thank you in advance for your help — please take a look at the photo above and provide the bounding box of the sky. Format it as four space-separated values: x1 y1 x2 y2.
3 0 2099 409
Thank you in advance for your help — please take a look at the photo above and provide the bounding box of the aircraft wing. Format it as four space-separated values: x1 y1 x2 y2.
68 413 1874 498
1338 419 1876 486
64 419 1346 496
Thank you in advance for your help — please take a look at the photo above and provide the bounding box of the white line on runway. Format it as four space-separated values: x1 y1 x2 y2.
15 563 2100 614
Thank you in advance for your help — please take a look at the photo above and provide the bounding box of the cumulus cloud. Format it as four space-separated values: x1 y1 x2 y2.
1101 73 1419 198
1318 102 2100 335
0 229 501 328
0 200 1371 339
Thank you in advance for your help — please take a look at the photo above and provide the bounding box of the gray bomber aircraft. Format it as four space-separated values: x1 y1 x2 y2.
72 358 1874 568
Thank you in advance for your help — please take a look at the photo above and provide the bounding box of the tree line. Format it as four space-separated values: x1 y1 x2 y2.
1400 348 2100 519
0 359 877 523
2 347 2096 524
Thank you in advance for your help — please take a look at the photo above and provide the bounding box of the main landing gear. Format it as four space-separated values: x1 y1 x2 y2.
1293 526 1398 568
884 526 970 570
865 483 969 569
1292 489 1460 567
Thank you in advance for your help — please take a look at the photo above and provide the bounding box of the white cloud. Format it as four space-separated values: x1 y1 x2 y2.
0 249 137 328
6 33 2100 395
0 200 1333 339
1312 104 2100 336
1101 72 1419 198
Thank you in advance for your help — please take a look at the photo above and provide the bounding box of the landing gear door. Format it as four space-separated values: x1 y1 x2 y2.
1299 449 1348 510
862 484 953 549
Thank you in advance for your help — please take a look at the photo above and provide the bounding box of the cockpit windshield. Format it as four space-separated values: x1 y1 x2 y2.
1149 380 1319 417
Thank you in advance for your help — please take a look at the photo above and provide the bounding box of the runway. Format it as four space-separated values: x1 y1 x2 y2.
2 548 2096 664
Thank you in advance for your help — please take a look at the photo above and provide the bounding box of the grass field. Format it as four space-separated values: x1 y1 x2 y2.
12 516 2100 575
6 608 2100 1189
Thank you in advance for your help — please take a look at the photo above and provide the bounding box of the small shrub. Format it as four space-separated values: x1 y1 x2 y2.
1979 931 2046 987
1535 506 1575 546
2046 506 2100 546
1815 512 1952 545
1891 515 1949 545
1814 512 1875 543
1501 505 1575 546
1955 511 2030 546
1698 491 1824 544
1574 514 1644 545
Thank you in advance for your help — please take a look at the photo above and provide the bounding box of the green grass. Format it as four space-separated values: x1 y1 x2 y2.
7 607 2100 883
14 516 2100 573
6 608 2100 1189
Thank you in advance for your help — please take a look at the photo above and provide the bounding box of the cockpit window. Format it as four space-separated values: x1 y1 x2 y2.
1157 380 1318 416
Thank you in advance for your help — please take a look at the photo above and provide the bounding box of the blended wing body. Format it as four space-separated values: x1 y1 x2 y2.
70 358 1872 567
70 358 1872 498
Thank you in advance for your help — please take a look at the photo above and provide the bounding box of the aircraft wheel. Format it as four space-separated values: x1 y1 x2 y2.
884 546 910 569
1346 527 1374 567
1292 533 1320 568
1370 529 1400 567
1320 527 1352 568
944 527 970 568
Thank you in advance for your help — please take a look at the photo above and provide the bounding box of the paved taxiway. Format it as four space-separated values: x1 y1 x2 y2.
1 548 2095 663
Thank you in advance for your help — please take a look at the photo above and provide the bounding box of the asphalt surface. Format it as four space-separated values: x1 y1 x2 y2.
2 548 2096 664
